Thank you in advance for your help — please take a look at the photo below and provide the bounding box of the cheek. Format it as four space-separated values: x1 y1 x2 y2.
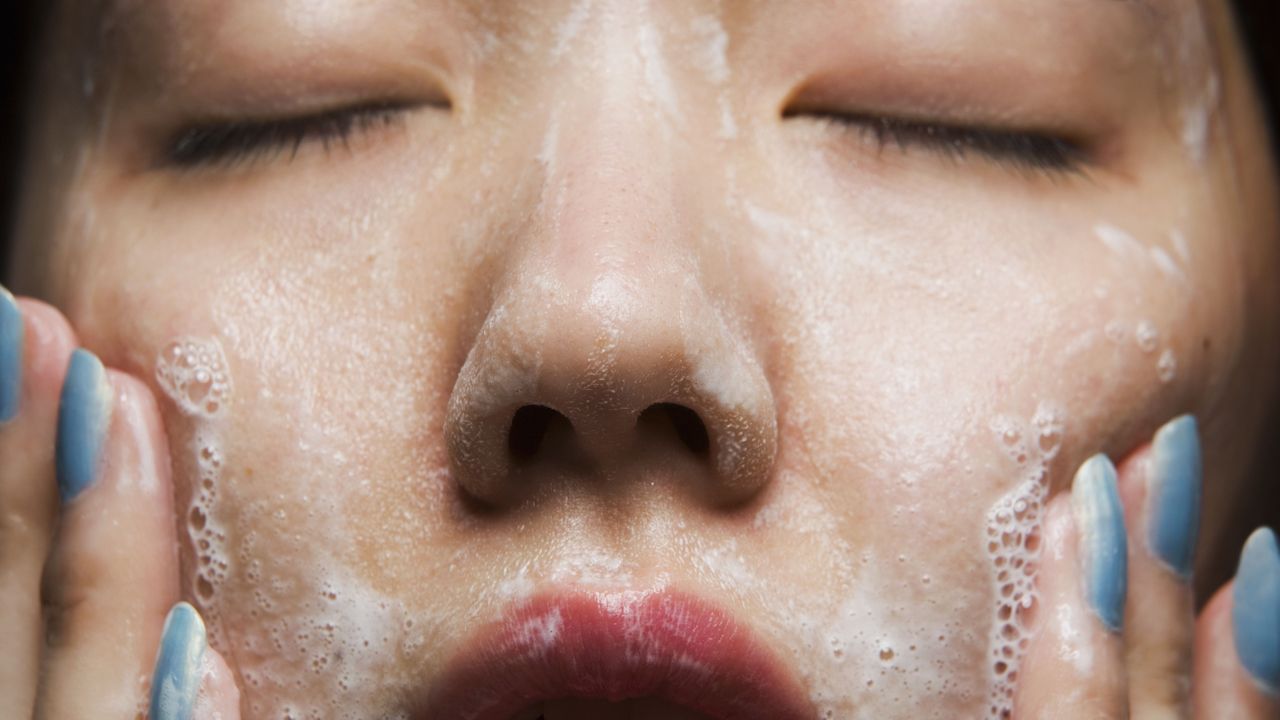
151 296 462 713
726 173 1226 713
61 194 478 712
196 263 462 711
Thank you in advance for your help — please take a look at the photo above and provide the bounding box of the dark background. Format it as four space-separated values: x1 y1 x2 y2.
0 3 1277 594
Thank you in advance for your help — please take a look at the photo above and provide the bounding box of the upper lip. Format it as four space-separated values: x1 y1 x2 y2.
415 589 814 720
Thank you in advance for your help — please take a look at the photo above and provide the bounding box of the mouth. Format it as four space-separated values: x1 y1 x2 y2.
415 589 813 720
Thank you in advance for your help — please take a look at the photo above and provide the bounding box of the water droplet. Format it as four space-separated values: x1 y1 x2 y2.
1157 349 1177 382
1136 321 1159 353
1038 428 1062 453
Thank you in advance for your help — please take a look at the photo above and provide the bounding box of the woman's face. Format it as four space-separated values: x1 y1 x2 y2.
12 0 1280 717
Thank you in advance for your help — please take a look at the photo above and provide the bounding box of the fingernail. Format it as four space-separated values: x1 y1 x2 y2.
1072 454 1128 631
1233 527 1280 694
0 288 21 422
150 602 208 720
1146 415 1201 577
56 349 113 503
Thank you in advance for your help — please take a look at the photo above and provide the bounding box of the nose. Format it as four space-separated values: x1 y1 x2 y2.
443 91 777 509
445 265 778 507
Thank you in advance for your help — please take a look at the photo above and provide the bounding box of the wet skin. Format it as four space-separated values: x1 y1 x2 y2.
8 0 1280 716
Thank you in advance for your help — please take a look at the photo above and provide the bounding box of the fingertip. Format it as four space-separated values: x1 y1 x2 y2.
1114 419 1201 716
1040 490 1075 565
0 288 22 422
16 297 78 383
1233 527 1280 695
151 603 241 720
151 602 208 720
108 370 164 419
42 359 180 645
0 296 79 429
56 349 113 504
105 370 172 499
194 643 241 720
1193 570 1280 718
1072 454 1128 632
1015 489 1127 718
1147 414 1201 578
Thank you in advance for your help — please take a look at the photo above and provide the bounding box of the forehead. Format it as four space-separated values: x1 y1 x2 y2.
64 0 1214 126
92 0 1183 34
85 0 1203 82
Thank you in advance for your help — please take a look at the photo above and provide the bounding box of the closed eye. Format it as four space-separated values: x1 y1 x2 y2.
162 100 426 169
786 110 1091 177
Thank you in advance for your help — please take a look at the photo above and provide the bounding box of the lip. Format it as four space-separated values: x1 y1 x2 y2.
416 589 814 720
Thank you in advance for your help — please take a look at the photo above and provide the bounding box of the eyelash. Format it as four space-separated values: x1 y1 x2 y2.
164 101 413 168
805 112 1090 176
165 102 1087 177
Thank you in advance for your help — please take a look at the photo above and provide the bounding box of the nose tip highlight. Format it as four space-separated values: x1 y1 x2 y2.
443 283 778 509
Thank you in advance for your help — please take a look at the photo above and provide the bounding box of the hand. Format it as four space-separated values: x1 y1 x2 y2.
0 288 240 719
1018 415 1279 718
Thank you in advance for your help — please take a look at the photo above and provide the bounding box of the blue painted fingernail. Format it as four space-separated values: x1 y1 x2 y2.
1233 527 1280 694
150 602 208 720
0 288 21 423
1072 454 1128 631
1146 415 1201 577
55 349 112 503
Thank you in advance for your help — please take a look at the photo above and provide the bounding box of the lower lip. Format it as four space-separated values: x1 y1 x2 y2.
418 590 813 720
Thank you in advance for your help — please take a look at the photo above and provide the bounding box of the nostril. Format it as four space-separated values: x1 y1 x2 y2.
508 405 570 462
639 403 710 456
664 404 710 455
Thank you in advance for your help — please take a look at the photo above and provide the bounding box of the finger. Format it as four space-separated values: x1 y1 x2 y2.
38 354 181 718
1192 529 1280 718
1017 455 1129 718
0 292 78 718
1117 415 1199 717
151 602 241 720
193 634 241 720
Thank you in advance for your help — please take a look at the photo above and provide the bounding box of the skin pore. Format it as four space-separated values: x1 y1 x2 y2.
9 0 1280 717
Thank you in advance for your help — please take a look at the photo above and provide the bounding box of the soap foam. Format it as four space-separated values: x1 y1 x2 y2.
690 13 738 140
637 21 681 125
155 338 234 648
187 427 231 650
552 0 592 58
157 336 428 719
1094 224 1143 259
156 338 232 419
982 403 1063 719
730 469 987 719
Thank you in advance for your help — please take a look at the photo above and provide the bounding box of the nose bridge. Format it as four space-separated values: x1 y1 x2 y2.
508 6 703 432
536 0 689 256
539 72 682 267
443 13 777 507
